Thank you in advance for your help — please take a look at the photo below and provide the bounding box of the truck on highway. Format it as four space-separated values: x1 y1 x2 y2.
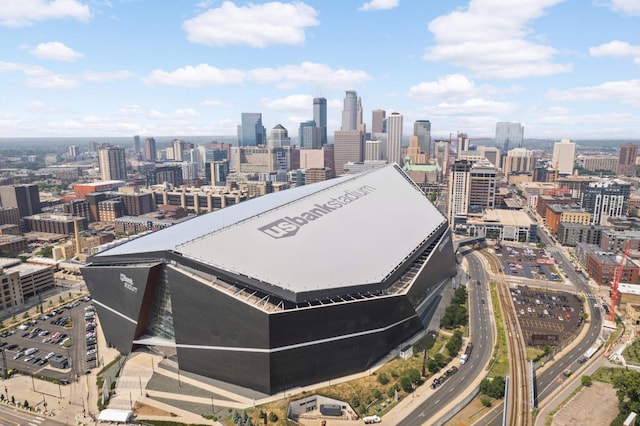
460 342 473 365
578 339 603 363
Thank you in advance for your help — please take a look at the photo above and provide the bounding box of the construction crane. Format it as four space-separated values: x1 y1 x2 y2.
610 240 632 322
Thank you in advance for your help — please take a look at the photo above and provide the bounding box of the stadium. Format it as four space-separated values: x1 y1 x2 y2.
81 165 457 394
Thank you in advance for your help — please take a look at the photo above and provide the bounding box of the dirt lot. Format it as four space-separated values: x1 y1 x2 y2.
551 381 618 426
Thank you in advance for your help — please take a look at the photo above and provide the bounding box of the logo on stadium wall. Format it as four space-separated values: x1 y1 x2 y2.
258 185 376 239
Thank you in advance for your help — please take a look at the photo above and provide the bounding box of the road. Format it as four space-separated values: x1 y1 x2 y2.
400 251 494 425
0 403 67 426
475 225 604 426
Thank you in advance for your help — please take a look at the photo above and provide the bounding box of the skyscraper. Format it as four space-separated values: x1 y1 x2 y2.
552 139 576 175
143 137 156 161
313 97 327 146
341 90 358 131
413 120 431 159
333 130 364 175
356 96 365 133
133 135 140 154
299 120 321 149
241 113 266 146
447 159 472 226
98 145 127 181
581 179 631 225
495 122 524 152
268 124 291 148
0 184 41 217
617 143 638 176
372 109 386 136
387 112 403 166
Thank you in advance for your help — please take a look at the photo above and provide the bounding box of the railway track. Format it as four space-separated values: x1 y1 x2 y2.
485 252 531 426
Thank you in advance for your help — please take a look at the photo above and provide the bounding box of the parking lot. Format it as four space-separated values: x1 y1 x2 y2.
510 285 584 347
494 243 561 282
0 296 98 383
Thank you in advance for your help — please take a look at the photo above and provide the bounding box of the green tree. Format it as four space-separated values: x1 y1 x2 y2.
451 286 468 305
35 246 53 258
446 330 464 357
441 304 468 329
480 376 506 399
268 412 278 422
612 370 640 418
399 376 413 393
581 375 593 387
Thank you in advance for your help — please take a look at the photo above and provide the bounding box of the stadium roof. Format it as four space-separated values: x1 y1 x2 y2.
95 165 448 298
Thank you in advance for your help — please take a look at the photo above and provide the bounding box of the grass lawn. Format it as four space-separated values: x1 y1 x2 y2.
488 282 509 377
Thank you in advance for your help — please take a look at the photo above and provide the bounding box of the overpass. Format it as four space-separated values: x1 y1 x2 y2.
453 236 486 253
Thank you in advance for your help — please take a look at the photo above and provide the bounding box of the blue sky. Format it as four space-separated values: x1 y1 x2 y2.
1 0 640 140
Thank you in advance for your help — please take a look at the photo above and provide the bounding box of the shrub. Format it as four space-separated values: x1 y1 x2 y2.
581 375 593 387
480 396 492 407
268 412 278 422
377 372 389 385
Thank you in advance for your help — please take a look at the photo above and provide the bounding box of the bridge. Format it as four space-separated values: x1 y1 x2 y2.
453 236 486 253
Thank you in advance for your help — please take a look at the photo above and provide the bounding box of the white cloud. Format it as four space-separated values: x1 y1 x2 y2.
30 41 83 62
142 64 245 87
173 108 200 118
408 74 477 100
261 94 314 111
81 70 135 81
247 62 371 88
426 98 515 116
143 62 370 89
116 105 164 118
26 100 63 114
359 0 399 12
608 0 640 15
201 99 231 108
425 0 571 79
183 1 319 48
0 0 91 27
27 73 80 89
589 40 640 64
546 79 640 107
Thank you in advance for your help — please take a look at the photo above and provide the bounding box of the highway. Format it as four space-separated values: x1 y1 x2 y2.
476 222 604 426
401 250 495 425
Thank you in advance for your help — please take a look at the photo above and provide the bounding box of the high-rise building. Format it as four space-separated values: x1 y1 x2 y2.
413 120 431 159
552 139 576 176
341 90 358 131
617 143 638 177
372 109 386 136
0 185 41 217
299 120 321 149
581 179 631 225
456 133 470 157
503 148 534 178
98 145 127 181
333 130 364 175
313 97 327 146
406 136 427 165
268 124 291 148
143 137 157 161
146 166 184 187
241 113 266 146
356 96 365 133
447 159 473 226
495 122 524 152
469 160 497 213
365 140 381 161
173 139 186 162
477 146 501 169
133 135 140 154
387 112 403 166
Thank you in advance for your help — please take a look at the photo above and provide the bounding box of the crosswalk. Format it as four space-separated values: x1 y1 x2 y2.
27 416 45 426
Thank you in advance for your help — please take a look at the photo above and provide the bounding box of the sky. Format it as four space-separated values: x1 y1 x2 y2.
1 0 640 141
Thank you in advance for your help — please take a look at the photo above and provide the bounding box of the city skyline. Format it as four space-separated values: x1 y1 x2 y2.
1 1 640 139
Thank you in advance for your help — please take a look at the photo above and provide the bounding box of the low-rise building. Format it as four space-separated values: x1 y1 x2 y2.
557 223 611 247
575 243 640 286
545 204 591 234
465 209 537 243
